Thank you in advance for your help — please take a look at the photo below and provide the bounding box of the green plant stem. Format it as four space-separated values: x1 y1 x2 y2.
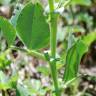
48 0 54 12
48 0 60 96
10 46 45 60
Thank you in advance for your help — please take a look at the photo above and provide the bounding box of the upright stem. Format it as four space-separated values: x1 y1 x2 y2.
48 0 61 96
48 0 54 11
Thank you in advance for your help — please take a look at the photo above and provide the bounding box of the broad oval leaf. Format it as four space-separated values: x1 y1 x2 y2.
82 31 96 46
63 40 88 82
16 3 50 50
0 16 16 46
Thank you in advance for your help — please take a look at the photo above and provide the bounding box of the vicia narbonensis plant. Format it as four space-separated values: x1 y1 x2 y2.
0 0 95 96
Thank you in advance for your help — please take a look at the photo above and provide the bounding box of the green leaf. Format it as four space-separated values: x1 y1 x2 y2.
16 84 29 96
37 66 50 76
8 74 18 88
0 71 17 90
0 71 18 90
0 53 11 69
63 40 87 82
58 0 91 8
0 0 11 5
57 0 72 8
16 3 50 50
55 0 59 2
0 71 9 90
71 0 91 6
0 16 16 46
82 32 96 46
